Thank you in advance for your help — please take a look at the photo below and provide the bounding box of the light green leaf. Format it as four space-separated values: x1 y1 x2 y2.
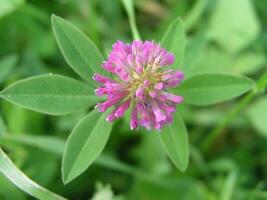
0 54 18 84
51 15 105 85
161 18 185 69
0 148 66 200
157 112 189 171
247 97 267 137
121 0 141 40
62 110 113 184
0 134 65 156
209 0 260 53
0 74 99 115
177 73 255 106
0 0 24 18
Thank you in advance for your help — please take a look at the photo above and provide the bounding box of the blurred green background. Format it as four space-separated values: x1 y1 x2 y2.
0 0 267 199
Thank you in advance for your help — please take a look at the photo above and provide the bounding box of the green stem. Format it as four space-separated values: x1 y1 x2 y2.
201 72 267 152
121 0 141 40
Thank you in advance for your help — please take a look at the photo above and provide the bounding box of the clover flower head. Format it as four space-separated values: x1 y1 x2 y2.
93 40 184 130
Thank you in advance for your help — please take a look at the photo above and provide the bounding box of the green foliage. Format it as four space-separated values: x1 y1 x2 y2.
0 74 99 115
177 74 255 106
0 148 66 200
62 110 113 184
0 0 266 199
161 18 185 69
52 15 105 85
157 112 189 171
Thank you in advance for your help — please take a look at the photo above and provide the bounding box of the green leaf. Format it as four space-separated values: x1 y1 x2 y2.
0 134 65 156
157 112 189 171
51 15 105 85
0 0 24 18
247 97 267 137
0 54 18 84
0 74 99 115
177 73 255 106
0 148 66 200
209 0 260 53
161 18 185 69
62 110 113 184
121 0 141 40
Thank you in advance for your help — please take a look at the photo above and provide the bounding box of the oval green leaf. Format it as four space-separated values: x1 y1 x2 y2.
62 110 113 184
51 15 105 85
0 74 99 115
0 148 66 200
176 73 255 106
161 17 185 69
157 112 189 171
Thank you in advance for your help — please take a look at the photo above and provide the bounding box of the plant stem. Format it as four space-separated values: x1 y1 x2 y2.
201 72 267 152
121 0 141 40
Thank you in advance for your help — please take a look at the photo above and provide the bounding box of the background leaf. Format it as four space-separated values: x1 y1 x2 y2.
0 74 98 115
247 97 267 137
157 112 189 171
0 0 24 18
0 54 18 84
208 0 260 53
177 73 255 106
161 18 185 69
52 15 105 85
0 148 66 200
62 110 113 184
